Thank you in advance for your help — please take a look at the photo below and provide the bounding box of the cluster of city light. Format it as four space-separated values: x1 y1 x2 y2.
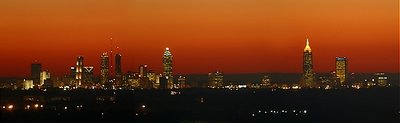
24 103 43 110
170 91 181 96
2 104 14 110
251 109 309 117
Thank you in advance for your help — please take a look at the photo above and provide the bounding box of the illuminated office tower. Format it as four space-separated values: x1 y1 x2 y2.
31 63 42 86
208 71 223 88
22 79 34 90
301 38 315 87
115 53 122 84
148 71 157 88
153 74 162 89
76 56 83 87
40 70 50 86
375 72 388 87
335 57 348 85
163 47 173 89
101 52 110 84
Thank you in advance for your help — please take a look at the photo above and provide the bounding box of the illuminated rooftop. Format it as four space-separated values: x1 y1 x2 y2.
304 38 312 52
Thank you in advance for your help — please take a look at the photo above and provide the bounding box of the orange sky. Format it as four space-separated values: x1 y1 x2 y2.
0 0 398 77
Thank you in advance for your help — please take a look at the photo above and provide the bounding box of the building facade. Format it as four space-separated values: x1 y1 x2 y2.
101 52 110 85
301 38 315 88
335 57 348 85
208 71 223 88
76 56 84 87
31 63 42 86
163 48 173 89
115 53 122 86
375 72 388 87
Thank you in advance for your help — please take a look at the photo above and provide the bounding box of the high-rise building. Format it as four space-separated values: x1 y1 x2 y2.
22 79 34 90
31 63 42 86
40 70 50 86
153 74 162 89
335 57 348 85
115 53 122 85
76 56 84 87
139 65 148 78
162 48 173 89
83 66 94 83
101 52 110 85
301 38 315 88
208 71 223 88
70 66 76 77
147 71 157 88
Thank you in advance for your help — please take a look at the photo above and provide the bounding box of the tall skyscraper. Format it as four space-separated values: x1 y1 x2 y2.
115 53 122 85
101 52 110 85
335 57 348 85
301 38 315 87
76 56 84 87
31 63 42 86
163 47 173 89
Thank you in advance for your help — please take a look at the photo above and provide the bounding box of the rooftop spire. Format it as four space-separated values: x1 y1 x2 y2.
304 38 312 52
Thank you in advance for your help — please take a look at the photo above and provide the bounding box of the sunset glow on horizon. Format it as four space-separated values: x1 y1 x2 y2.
0 0 398 77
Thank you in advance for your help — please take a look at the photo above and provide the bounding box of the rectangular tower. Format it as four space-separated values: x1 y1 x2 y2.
335 57 347 85
101 52 110 85
76 56 84 87
31 63 42 86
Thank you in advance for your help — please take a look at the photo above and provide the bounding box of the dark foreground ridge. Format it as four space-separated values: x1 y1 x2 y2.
1 88 399 123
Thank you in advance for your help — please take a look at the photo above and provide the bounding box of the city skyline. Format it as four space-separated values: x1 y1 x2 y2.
0 0 398 77
1 37 399 78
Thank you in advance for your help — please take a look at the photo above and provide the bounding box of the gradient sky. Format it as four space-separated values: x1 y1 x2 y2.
0 0 398 77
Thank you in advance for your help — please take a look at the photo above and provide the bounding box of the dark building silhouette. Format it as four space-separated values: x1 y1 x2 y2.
115 53 122 85
31 63 42 86
159 76 168 89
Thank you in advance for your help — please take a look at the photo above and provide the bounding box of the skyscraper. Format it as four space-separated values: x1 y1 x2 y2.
115 53 122 85
301 38 315 87
101 52 110 85
163 47 173 89
76 56 83 87
31 63 42 86
335 57 347 85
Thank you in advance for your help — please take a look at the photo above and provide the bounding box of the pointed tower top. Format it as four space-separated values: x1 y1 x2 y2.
304 38 312 52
